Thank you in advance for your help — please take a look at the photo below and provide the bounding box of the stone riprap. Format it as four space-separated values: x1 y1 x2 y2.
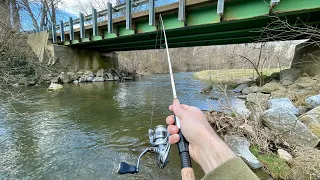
261 108 319 147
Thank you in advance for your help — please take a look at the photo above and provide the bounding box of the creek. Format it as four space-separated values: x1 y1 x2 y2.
0 72 222 179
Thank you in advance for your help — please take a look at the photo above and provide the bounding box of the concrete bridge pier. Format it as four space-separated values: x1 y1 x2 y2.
27 31 118 73
292 41 320 76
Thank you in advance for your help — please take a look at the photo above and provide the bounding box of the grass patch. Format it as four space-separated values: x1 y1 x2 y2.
250 146 291 179
193 68 284 84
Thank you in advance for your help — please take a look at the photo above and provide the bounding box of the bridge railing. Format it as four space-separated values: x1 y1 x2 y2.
49 0 184 44
34 0 280 45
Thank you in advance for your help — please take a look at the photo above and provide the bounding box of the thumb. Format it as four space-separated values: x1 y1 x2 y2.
171 99 185 117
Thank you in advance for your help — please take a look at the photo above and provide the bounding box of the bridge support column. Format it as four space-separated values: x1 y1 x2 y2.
292 40 320 76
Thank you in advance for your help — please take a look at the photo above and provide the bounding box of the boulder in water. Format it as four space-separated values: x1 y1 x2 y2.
93 77 104 82
48 83 63 91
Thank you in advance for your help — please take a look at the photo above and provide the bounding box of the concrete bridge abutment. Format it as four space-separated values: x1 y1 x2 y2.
292 40 320 76
27 31 118 73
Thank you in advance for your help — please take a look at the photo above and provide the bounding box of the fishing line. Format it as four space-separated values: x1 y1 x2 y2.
149 16 164 130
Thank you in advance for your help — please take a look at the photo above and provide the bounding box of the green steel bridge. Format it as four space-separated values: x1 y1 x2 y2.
45 0 320 52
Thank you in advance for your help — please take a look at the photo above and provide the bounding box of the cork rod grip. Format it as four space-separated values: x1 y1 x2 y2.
181 168 195 180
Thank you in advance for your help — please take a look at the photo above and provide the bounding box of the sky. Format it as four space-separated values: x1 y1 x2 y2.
21 0 178 30
59 0 118 16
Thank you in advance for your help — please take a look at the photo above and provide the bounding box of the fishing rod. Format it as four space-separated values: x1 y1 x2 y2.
117 14 195 180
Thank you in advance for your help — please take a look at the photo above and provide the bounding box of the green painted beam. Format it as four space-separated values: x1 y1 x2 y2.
118 25 135 36
97 36 259 52
274 0 320 13
65 0 320 51
136 19 157 33
224 0 269 21
187 5 220 26
86 27 260 50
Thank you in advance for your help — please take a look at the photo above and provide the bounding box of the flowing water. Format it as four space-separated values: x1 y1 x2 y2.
1 72 223 180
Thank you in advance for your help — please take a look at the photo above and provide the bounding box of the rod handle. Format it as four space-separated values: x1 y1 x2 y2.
181 167 195 180
174 116 195 180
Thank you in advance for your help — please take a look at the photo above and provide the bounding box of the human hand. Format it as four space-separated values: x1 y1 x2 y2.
166 99 236 174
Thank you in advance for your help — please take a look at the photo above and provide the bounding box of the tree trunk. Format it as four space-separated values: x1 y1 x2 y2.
39 1 47 27
50 0 56 25
11 0 20 30
0 0 11 28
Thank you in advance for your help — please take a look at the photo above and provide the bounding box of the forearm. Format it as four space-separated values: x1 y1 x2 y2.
196 127 236 174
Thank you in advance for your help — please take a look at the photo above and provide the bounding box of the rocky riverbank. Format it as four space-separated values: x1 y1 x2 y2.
12 68 134 91
202 68 320 179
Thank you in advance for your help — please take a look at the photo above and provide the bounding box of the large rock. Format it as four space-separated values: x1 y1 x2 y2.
84 70 94 77
86 76 94 82
233 84 248 93
106 73 114 80
271 89 289 99
296 77 317 88
67 72 77 82
280 68 301 86
93 77 104 82
242 85 259 95
230 98 251 118
261 108 320 147
96 69 104 77
224 136 262 169
307 123 320 138
300 106 320 124
313 75 320 81
77 71 84 76
260 82 286 94
114 76 120 81
268 98 299 115
50 77 59 84
305 94 320 108
78 76 86 83
59 72 70 83
277 149 293 162
299 106 320 138
247 93 270 103
48 83 63 91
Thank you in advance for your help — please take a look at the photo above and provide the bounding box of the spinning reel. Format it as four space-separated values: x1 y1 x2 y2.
118 125 171 174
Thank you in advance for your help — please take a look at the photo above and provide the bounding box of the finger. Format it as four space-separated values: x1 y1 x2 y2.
166 115 175 125
169 134 180 144
169 105 173 111
167 125 179 134
172 99 185 117
181 104 192 110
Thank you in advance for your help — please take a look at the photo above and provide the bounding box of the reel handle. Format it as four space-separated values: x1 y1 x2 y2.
174 116 195 180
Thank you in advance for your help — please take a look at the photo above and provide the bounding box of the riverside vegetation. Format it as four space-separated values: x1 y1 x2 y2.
198 68 320 179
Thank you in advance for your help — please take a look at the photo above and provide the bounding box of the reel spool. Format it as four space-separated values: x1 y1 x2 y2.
118 125 171 174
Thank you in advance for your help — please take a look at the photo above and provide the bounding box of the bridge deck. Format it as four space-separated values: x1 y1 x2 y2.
55 0 320 51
